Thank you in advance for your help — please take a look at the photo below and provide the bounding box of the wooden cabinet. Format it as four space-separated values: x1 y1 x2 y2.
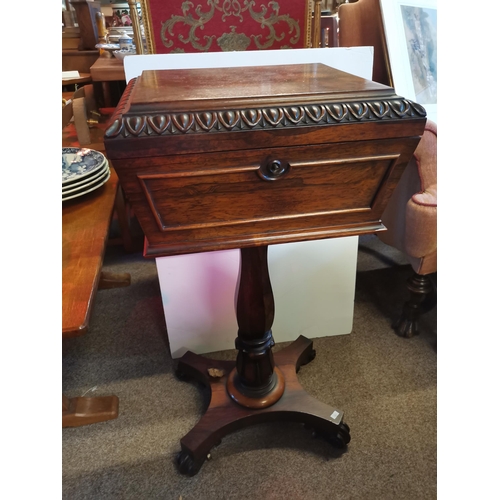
103 63 426 476
69 0 101 50
104 63 426 257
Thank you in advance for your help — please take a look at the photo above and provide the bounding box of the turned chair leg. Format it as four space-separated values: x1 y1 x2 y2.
393 272 433 338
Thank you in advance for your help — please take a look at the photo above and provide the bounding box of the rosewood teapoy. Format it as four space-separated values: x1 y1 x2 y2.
104 63 426 475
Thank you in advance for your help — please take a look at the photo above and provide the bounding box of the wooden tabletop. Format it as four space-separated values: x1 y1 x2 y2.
62 106 139 340
62 167 119 339
90 57 126 82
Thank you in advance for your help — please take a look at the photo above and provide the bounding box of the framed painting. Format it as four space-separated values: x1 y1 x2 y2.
138 0 315 54
380 0 437 123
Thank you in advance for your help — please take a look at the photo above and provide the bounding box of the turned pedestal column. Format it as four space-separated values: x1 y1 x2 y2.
174 246 351 475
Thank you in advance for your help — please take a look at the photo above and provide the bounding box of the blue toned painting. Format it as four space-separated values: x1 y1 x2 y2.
400 6 437 105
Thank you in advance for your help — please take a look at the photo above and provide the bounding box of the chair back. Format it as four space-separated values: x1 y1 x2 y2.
139 0 315 54
338 0 392 86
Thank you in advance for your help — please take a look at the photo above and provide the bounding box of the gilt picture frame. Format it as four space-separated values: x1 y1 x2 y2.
380 0 437 123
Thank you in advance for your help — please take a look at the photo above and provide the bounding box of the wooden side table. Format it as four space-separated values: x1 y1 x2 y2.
104 63 427 474
63 167 122 427
62 114 134 426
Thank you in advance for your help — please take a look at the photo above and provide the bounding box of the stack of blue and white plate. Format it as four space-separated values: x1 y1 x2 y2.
62 147 111 202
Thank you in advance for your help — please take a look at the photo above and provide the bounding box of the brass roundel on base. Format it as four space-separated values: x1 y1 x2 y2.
226 367 285 409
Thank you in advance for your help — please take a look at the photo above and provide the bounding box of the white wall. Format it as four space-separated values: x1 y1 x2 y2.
157 237 359 359
124 46 374 82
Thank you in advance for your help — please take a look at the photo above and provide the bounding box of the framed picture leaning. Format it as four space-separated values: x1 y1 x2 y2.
380 0 437 123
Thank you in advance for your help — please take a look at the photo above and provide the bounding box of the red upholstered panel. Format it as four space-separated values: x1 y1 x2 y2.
143 0 311 53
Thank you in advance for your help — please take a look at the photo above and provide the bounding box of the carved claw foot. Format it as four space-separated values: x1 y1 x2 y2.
392 314 419 338
392 272 433 338
313 421 351 449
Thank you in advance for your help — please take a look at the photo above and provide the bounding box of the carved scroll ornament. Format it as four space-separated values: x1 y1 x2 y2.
144 0 306 53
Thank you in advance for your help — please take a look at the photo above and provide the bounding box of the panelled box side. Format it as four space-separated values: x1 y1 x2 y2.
104 64 426 257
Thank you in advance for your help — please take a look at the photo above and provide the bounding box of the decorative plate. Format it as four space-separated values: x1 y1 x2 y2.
113 48 136 60
95 43 120 50
62 148 106 184
62 169 111 202
62 164 110 196
62 159 108 192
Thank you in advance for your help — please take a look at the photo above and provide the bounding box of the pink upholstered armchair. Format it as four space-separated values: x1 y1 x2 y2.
377 120 437 337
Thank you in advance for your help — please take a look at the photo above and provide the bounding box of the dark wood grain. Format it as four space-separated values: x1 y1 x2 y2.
111 137 420 256
227 247 285 407
128 64 392 111
338 0 393 87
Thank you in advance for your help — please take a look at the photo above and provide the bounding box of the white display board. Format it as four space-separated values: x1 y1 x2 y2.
123 48 374 358
156 238 359 359
124 46 374 82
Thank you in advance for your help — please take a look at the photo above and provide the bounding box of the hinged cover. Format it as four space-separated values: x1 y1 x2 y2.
103 63 427 256
104 63 426 159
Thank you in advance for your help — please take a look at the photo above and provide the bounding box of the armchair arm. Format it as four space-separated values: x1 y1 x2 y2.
379 119 437 262
405 184 437 259
414 120 437 193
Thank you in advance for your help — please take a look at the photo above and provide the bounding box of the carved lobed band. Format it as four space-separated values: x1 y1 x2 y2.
235 330 275 355
105 97 426 139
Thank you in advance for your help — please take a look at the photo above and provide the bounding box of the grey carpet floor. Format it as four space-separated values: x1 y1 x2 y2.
62 234 437 499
